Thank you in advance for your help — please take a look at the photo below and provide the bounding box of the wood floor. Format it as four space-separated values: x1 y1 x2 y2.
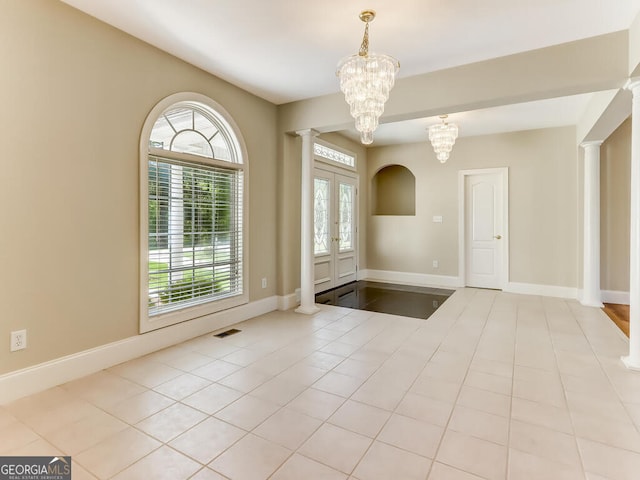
603 303 630 337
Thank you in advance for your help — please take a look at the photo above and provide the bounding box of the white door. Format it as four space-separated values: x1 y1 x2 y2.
465 172 505 289
314 169 358 293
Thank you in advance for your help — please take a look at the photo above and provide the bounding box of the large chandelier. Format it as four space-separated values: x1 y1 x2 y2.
428 115 459 163
337 10 400 145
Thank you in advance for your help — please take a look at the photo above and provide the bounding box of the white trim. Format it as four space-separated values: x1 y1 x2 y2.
277 292 299 311
359 269 463 289
0 297 277 405
313 138 358 172
503 282 578 299
458 168 510 290
139 92 250 333
601 290 630 305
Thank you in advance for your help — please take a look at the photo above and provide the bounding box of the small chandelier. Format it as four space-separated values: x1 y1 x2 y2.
337 10 400 145
428 115 458 163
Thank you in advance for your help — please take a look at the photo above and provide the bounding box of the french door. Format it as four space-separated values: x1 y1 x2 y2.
313 169 358 293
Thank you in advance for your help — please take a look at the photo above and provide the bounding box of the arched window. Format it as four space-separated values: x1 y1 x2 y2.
140 93 247 333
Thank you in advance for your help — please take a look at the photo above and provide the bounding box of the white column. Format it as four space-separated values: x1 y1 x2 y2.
623 78 640 370
581 141 603 308
295 129 321 315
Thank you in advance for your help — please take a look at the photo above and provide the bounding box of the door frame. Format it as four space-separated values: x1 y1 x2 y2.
458 167 510 289
313 142 359 293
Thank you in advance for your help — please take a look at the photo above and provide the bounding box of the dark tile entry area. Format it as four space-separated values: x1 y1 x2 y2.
315 281 454 320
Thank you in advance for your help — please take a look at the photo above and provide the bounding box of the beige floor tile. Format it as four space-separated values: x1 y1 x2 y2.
313 371 365 397
253 407 322 449
299 423 372 474
74 427 160 479
509 420 581 468
136 403 206 442
7 386 77 419
112 445 201 480
4 437 63 456
287 388 345 420
571 411 640 453
352 441 432 480
320 341 360 357
277 363 328 386
510 397 573 434
105 390 175 424
456 385 511 418
217 366 272 393
271 453 347 480
189 467 229 479
214 395 279 430
578 436 640 480
464 370 512 396
513 377 567 408
45 409 128 455
222 347 270 367
378 413 443 458
250 376 307 406
303 351 346 370
62 371 146 408
351 380 406 411
153 373 211 400
469 358 513 379
17 397 102 436
181 383 244 415
332 358 379 379
208 433 291 480
436 430 507 480
410 376 462 403
448 405 509 445
169 417 245 464
427 462 486 479
395 392 453 427
328 399 390 438
566 391 632 423
160 351 215 371
191 360 242 382
109 358 184 388
508 449 584 480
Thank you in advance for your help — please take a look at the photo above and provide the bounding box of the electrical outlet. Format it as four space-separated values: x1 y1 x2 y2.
261 277 267 289
433 260 439 268
10 330 27 352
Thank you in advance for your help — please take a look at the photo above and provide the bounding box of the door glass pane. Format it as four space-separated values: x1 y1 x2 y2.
314 178 330 255
339 182 354 252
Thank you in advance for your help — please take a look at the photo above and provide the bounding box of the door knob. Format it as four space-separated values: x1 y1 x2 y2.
494 234 502 240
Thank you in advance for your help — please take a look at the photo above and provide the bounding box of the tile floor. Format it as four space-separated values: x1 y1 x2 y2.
1 288 640 479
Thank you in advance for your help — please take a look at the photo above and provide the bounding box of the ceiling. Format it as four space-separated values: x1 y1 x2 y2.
61 0 640 144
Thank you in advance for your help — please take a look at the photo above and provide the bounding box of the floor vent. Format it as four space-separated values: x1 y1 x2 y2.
214 328 241 338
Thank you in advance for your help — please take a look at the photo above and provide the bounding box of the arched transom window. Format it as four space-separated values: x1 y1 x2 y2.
141 95 247 332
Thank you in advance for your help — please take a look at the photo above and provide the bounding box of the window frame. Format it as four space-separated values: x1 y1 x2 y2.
139 92 249 333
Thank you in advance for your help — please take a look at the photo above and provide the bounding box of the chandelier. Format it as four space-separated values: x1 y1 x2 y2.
428 115 458 163
337 10 400 145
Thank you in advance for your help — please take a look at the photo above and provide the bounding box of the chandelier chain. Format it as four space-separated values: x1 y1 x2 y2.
359 22 370 57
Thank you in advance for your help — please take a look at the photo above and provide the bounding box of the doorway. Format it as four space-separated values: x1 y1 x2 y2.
458 168 509 289
313 168 358 293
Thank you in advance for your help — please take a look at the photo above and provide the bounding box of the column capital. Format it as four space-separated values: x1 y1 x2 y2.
295 129 319 138
580 140 603 149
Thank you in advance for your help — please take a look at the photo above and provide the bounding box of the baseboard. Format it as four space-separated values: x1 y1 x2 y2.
504 282 578 299
358 269 463 289
277 291 298 310
602 290 630 305
0 296 278 405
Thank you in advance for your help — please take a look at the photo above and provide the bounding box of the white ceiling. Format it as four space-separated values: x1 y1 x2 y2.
61 0 640 144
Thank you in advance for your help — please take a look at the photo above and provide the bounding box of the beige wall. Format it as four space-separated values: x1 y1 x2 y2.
367 127 578 288
0 0 277 374
601 118 632 292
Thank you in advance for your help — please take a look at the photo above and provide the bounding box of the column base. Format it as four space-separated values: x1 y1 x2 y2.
580 299 604 308
295 305 321 315
621 355 640 372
